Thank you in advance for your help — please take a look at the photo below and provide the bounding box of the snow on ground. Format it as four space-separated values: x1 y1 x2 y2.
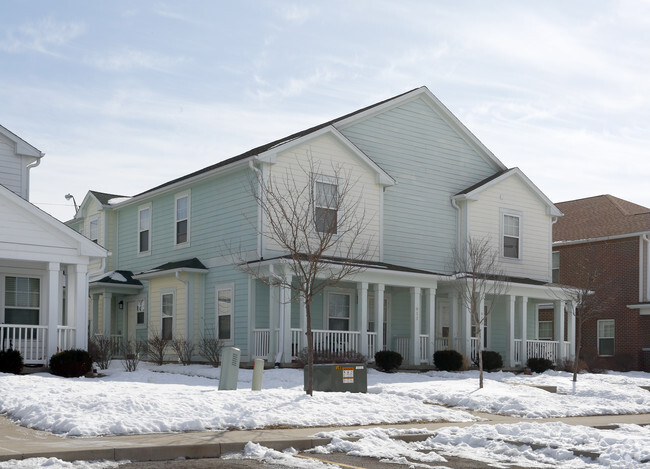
1 363 650 437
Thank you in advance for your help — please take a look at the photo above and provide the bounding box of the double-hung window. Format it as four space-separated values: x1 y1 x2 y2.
161 292 174 340
597 319 615 356
138 205 151 254
328 292 350 331
314 176 338 234
552 251 560 283
89 216 99 244
175 193 189 246
502 212 521 259
216 285 233 341
538 320 553 340
136 298 146 326
4 276 40 326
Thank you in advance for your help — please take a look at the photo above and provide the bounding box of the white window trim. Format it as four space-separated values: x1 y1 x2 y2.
2 274 42 325
216 283 234 344
324 288 355 331
161 289 175 340
138 204 152 257
312 173 341 236
500 208 523 261
174 191 190 248
88 215 100 244
538 320 553 340
136 297 147 328
597 319 615 357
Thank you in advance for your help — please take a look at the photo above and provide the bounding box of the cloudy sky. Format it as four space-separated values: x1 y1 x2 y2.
2 0 649 221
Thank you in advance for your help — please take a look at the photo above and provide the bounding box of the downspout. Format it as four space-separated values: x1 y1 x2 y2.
269 264 284 365
25 156 42 200
176 271 191 343
451 198 462 256
249 161 263 259
642 234 650 302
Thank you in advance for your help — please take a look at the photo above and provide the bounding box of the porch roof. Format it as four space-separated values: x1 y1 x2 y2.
133 257 208 279
90 270 143 287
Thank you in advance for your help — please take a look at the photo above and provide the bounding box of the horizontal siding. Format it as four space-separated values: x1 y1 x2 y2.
0 138 23 197
469 175 552 281
340 97 500 272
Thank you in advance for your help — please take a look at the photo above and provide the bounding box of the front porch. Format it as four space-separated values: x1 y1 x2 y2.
1 325 78 365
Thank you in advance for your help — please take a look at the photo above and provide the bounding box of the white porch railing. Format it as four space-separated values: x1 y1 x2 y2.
312 329 359 355
470 337 479 363
419 334 429 363
526 340 558 363
514 339 522 365
110 335 123 356
394 336 429 364
395 336 409 362
1 325 47 364
253 328 270 359
57 326 76 352
367 332 377 362
291 328 302 359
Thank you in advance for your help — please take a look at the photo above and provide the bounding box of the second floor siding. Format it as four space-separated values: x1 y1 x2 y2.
115 166 258 272
0 135 26 199
340 97 502 273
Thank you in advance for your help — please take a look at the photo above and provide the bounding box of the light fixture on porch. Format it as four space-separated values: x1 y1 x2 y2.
65 193 79 213
118 300 124 310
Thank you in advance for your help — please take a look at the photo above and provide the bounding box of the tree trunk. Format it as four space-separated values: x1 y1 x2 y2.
573 310 582 382
477 327 484 389
306 302 314 396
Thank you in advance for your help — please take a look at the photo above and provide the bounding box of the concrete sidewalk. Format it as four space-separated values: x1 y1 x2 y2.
1 412 649 463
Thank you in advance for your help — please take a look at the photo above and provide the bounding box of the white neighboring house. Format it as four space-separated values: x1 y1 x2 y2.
0 125 107 365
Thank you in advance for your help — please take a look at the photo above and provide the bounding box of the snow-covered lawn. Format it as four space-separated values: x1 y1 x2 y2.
1 362 650 437
1 363 650 468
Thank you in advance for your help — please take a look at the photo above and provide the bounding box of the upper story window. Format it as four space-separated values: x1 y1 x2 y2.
89 216 99 244
314 176 338 234
552 251 560 283
175 193 189 246
138 205 151 254
502 212 521 259
216 285 233 341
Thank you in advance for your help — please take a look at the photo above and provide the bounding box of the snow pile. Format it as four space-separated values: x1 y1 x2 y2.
0 459 118 469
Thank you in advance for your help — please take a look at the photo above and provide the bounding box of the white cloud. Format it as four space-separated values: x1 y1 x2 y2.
277 4 320 24
89 48 189 72
0 18 85 55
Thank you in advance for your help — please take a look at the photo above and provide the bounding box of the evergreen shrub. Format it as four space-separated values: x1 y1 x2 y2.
434 349 463 371
0 349 23 374
526 357 554 373
49 349 93 378
374 350 403 372
481 350 503 372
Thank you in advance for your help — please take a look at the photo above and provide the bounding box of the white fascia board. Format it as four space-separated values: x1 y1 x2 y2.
255 126 396 187
334 86 507 173
554 232 649 246
133 267 208 280
0 125 44 158
627 304 650 315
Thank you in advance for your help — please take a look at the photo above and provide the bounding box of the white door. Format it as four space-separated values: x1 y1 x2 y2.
437 299 451 347
127 301 137 343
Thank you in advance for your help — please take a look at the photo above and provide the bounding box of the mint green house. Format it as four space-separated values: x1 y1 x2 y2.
67 87 575 368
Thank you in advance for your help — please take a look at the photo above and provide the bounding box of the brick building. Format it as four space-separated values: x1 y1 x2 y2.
553 195 650 371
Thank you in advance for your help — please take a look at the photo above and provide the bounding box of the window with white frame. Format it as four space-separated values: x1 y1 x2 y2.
538 320 553 340
89 216 99 244
502 212 521 259
161 292 174 340
216 286 233 341
4 276 40 325
138 205 151 254
598 319 615 356
175 193 189 245
314 176 338 234
552 251 560 283
136 298 146 326
328 292 350 331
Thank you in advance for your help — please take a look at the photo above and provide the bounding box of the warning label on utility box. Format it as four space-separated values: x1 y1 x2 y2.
342 367 354 384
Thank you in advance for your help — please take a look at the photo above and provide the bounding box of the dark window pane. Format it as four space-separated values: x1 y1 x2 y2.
218 315 231 340
599 338 614 356
176 220 187 244
162 317 172 340
139 230 149 252
503 236 519 258
315 207 337 234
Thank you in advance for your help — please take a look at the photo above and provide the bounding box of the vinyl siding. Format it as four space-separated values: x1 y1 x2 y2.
468 175 552 281
340 97 501 272
0 136 24 198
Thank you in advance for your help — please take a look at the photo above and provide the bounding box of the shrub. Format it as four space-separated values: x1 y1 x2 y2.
296 348 367 366
121 340 148 372
480 350 503 372
374 350 403 373
170 337 195 366
0 349 23 374
88 335 112 370
147 330 170 365
526 357 554 373
198 335 223 367
434 349 464 371
49 349 93 378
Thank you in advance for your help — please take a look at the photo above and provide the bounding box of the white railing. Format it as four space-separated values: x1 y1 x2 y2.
110 335 123 356
253 328 270 359
57 326 76 352
312 330 359 355
527 340 559 363
435 337 450 351
395 336 409 362
367 332 377 362
470 337 479 363
291 328 302 359
563 341 571 359
1 325 48 364
419 334 429 364
514 339 522 365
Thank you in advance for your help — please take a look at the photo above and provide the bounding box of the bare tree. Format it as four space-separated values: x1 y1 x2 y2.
238 155 376 395
451 235 509 388
554 243 614 382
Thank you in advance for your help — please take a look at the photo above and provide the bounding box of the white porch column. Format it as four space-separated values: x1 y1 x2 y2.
268 284 279 364
567 301 576 361
425 287 436 365
520 296 528 366
68 264 89 349
462 296 472 358
46 262 61 359
374 284 385 352
280 277 292 364
506 295 516 367
450 294 459 351
102 293 112 337
410 287 421 365
554 300 566 363
358 282 368 357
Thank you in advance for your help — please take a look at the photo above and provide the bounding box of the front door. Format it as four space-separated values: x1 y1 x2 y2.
437 299 450 348
127 301 137 343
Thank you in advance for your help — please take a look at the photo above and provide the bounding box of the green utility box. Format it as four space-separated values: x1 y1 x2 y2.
304 363 367 393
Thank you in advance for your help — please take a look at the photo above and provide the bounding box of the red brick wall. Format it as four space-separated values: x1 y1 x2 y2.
556 237 643 371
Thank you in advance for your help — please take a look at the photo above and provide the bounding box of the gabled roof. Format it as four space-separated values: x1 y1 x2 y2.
90 270 143 287
134 257 208 279
453 167 563 217
89 190 128 206
0 124 44 159
554 195 650 243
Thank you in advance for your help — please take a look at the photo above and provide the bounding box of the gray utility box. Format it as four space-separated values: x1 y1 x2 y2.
305 363 367 393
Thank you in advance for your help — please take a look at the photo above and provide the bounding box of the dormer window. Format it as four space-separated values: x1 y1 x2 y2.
89 216 99 244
